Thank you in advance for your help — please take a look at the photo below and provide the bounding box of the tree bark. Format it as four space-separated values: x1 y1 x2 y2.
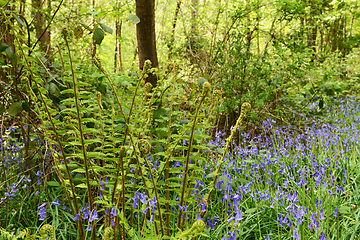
32 0 51 54
167 0 181 60
136 0 159 87
114 19 123 72
0 4 17 85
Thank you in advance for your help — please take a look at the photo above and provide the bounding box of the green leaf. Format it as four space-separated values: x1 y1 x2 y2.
97 83 106 94
5 46 13 59
47 181 60 187
216 148 224 153
153 108 168 120
198 77 208 89
245 208 257 214
76 183 88 188
0 106 4 114
126 14 140 24
79 8 89 14
97 21 113 34
93 27 105 45
22 102 30 112
0 43 9 52
48 82 60 96
7 102 22 116
12 13 24 27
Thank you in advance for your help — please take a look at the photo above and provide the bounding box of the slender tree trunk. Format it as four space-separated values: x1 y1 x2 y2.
32 0 51 54
0 4 17 87
91 0 96 57
114 19 123 72
136 0 159 87
190 0 199 36
306 0 318 60
167 0 181 60
189 0 199 65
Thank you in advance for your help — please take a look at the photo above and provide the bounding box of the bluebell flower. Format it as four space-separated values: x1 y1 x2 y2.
83 208 89 220
292 228 299 240
38 207 46 220
333 208 338 217
319 232 327 240
87 223 92 231
100 177 104 191
228 210 243 225
38 203 47 209
110 206 117 216
89 210 99 222
51 199 60 206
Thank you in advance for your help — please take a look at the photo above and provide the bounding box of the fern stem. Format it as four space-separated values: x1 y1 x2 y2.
63 30 96 239
177 84 211 229
15 35 84 239
203 102 251 215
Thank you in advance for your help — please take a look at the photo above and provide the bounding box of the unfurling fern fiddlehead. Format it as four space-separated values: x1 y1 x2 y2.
40 224 55 240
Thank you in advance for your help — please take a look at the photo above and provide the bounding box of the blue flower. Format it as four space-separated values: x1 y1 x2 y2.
38 203 47 209
89 210 99 222
51 199 60 206
319 232 327 240
292 228 299 240
83 208 89 220
333 208 338 217
38 203 47 221
110 206 117 217
100 177 104 191
228 210 243 225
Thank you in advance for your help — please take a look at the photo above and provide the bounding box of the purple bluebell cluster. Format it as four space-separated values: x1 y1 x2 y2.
200 98 360 239
2 98 360 239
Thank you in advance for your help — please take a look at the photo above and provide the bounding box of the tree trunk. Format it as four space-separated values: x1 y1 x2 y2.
32 0 51 54
0 4 17 86
167 0 181 60
114 19 123 72
136 0 159 87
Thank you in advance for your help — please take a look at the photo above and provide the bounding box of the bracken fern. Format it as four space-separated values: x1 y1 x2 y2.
24 30 251 239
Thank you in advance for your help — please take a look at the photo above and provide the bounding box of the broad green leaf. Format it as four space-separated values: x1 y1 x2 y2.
0 105 5 114
198 77 208 89
47 181 60 187
7 102 22 116
73 168 86 173
126 14 140 24
12 13 24 27
22 103 30 112
48 82 60 96
79 8 89 14
93 27 105 45
76 183 88 188
97 21 113 34
245 208 257 214
5 46 13 59
0 43 9 52
97 83 106 94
